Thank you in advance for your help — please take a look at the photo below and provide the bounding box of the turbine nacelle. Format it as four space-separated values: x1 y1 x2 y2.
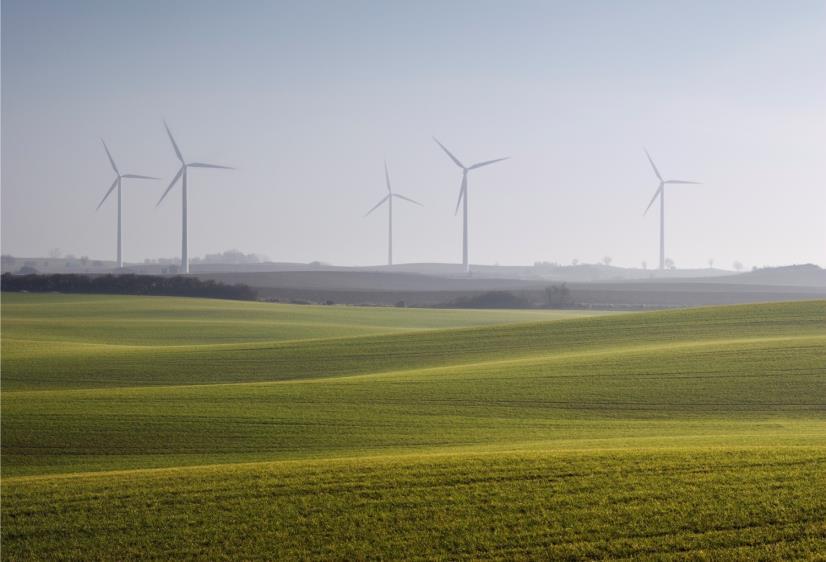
96 139 158 210
642 149 701 215
156 122 234 207
433 137 508 216
364 160 422 217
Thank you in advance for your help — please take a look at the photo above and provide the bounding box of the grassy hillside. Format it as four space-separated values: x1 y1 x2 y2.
1 292 598 346
2 294 825 560
6 448 825 560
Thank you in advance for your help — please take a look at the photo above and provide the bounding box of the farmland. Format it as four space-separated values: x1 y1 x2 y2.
2 293 825 560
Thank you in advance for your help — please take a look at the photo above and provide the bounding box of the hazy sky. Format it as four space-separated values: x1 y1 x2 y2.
3 0 825 269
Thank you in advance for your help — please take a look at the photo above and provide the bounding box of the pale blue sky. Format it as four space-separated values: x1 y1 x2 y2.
3 0 825 268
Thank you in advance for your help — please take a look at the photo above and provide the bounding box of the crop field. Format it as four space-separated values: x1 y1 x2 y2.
2 293 825 560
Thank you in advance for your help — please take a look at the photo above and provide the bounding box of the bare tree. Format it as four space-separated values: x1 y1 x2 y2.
733 261 744 272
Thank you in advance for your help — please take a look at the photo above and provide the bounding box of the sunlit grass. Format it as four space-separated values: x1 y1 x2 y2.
2 294 825 560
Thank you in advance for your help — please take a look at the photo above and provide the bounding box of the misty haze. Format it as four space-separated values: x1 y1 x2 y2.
2 1 825 560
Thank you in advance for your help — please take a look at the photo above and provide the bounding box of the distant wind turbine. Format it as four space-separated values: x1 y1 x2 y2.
643 149 701 270
433 138 508 273
364 160 422 266
157 121 233 274
96 139 158 268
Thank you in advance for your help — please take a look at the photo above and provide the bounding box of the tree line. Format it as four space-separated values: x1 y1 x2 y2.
1 274 258 301
443 284 573 309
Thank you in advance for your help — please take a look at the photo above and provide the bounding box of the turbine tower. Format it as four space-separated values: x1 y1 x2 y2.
157 121 233 274
643 149 701 270
364 160 422 266
433 138 508 273
96 139 158 268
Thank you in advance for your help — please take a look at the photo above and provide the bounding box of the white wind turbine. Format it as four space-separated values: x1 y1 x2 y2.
157 121 233 274
364 160 422 266
96 139 158 268
433 138 508 273
643 149 701 270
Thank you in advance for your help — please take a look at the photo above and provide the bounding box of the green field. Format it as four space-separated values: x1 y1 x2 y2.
2 294 825 560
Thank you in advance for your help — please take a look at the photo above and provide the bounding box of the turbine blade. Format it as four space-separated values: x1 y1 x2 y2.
644 149 662 181
469 157 509 170
384 160 392 193
101 139 119 175
156 166 184 207
643 184 663 216
121 174 160 180
433 137 465 169
96 177 119 210
164 120 184 163
664 180 701 185
364 194 390 217
454 174 467 215
393 193 423 206
187 162 234 169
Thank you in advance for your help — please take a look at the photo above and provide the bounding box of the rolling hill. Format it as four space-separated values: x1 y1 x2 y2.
2 294 825 559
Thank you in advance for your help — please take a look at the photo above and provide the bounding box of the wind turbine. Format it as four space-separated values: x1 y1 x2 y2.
643 149 701 271
433 138 508 273
364 160 422 266
157 121 233 274
96 139 158 268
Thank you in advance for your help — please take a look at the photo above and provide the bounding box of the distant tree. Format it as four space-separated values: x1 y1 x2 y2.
545 283 572 307
571 258 579 266
641 261 647 270
80 256 90 266
708 258 714 269
533 261 559 270
664 258 676 270
200 249 262 265
602 256 612 267
733 261 744 272
48 248 62 259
